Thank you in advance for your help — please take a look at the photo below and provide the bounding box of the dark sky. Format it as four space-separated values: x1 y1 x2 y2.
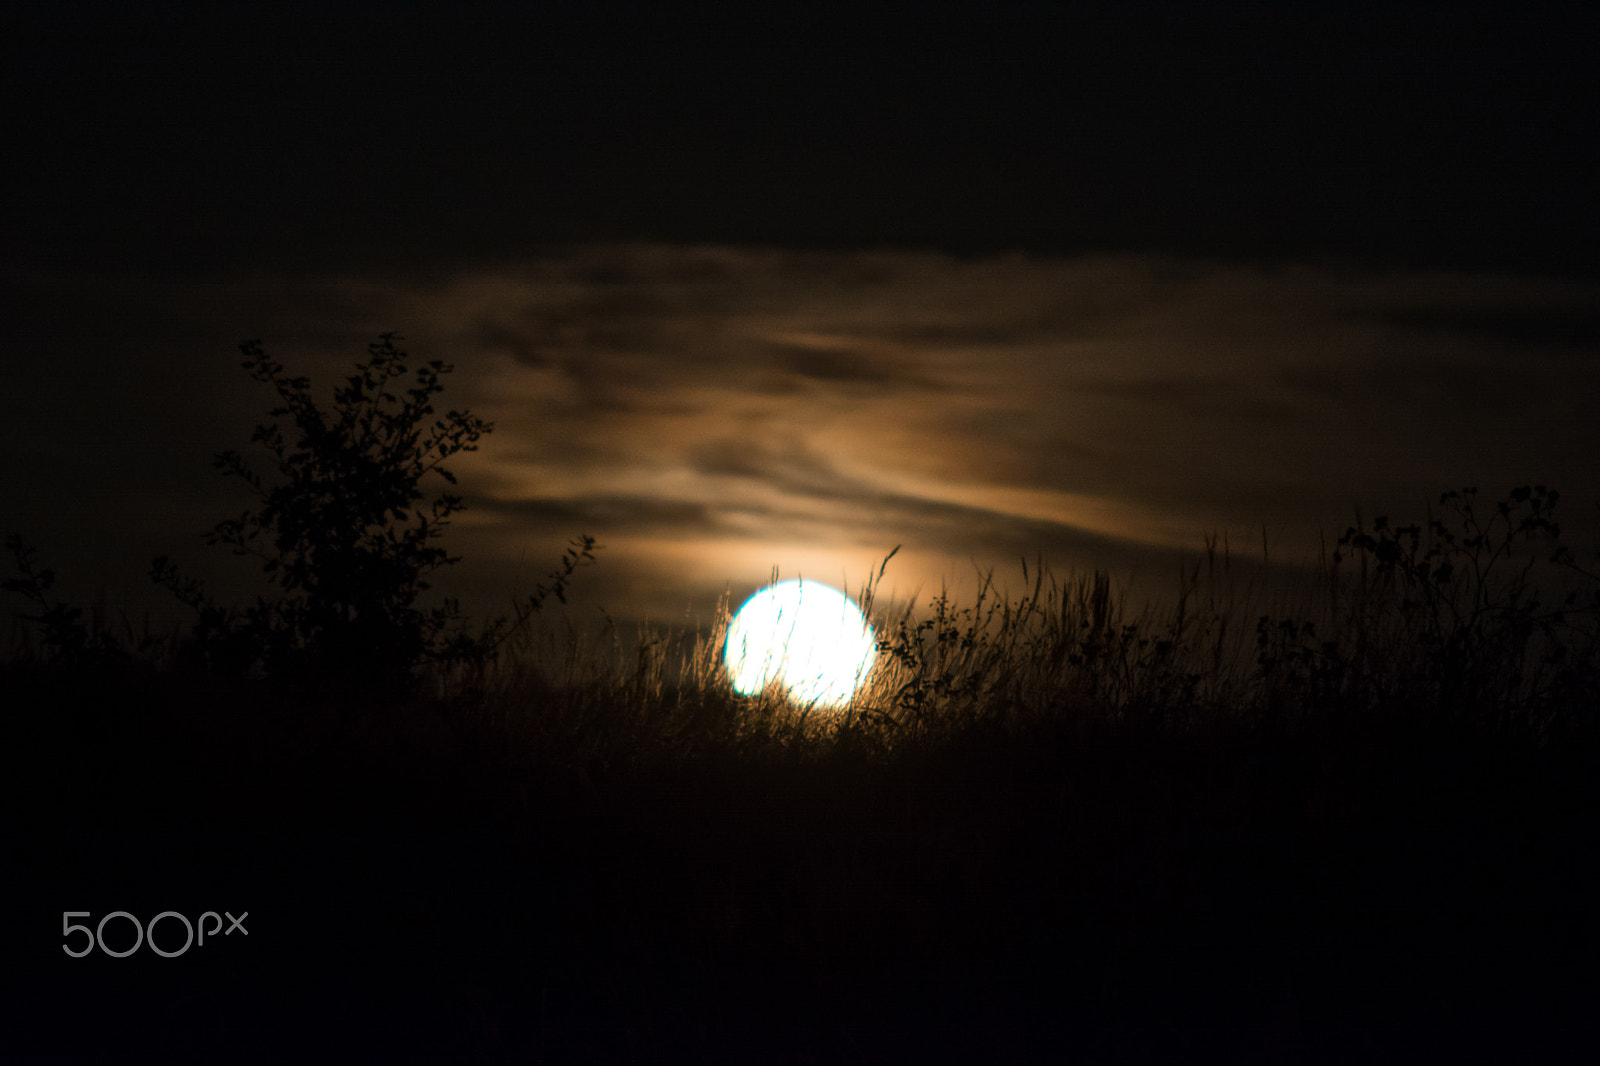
4 1 1598 634
10 0 1600 275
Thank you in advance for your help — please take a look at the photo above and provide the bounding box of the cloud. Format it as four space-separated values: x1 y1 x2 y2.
1352 305 1600 351
471 493 724 539
8 246 1597 627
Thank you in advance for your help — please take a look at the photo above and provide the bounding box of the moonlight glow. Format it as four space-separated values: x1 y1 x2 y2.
724 579 877 707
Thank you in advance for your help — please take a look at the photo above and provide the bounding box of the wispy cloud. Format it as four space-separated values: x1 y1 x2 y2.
7 247 1597 625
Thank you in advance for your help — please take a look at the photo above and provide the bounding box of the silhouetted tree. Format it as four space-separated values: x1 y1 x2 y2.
152 333 595 695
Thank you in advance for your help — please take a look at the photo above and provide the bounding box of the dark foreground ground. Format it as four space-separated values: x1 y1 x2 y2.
5 670 1599 1065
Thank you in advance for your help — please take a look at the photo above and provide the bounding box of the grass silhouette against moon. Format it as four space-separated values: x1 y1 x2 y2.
724 578 878 708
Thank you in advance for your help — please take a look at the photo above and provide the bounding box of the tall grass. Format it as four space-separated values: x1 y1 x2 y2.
7 486 1595 781
401 487 1600 786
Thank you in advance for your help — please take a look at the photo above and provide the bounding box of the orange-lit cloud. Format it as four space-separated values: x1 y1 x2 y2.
6 247 1598 629
383 248 1597 612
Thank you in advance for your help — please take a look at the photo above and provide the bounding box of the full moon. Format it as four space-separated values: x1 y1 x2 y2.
724 579 878 707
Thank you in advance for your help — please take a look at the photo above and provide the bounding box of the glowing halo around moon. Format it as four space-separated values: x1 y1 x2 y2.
724 579 878 707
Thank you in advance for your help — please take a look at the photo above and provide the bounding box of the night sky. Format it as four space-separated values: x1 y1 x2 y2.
5 0 1598 634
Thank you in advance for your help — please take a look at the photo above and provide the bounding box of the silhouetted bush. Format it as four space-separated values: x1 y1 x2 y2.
1316 485 1600 726
149 333 596 696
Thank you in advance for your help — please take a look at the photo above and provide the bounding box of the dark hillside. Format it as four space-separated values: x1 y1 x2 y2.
6 641 1599 1064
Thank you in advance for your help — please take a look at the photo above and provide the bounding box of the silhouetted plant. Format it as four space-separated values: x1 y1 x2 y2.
3 535 102 664
1252 615 1347 716
152 333 596 694
1312 485 1599 722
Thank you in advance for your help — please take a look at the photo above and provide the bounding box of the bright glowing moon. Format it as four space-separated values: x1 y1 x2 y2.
724 579 877 707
